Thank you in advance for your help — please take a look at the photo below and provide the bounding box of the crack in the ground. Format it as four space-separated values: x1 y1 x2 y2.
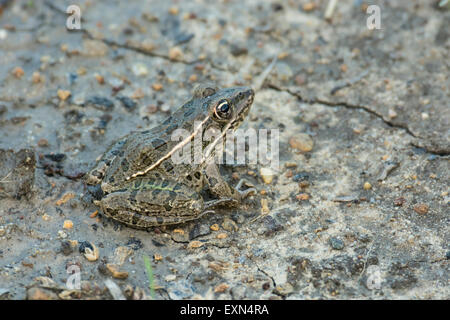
253 261 276 288
267 84 449 156
44 0 230 72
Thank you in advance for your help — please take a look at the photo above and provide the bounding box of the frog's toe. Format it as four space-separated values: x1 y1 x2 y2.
235 179 257 198
239 187 257 198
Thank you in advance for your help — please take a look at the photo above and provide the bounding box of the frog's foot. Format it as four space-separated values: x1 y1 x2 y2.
235 179 257 198
85 162 108 185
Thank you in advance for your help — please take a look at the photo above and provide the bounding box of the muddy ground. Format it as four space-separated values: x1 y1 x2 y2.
0 0 448 299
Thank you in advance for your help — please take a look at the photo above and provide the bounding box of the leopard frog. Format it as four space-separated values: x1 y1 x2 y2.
85 85 255 228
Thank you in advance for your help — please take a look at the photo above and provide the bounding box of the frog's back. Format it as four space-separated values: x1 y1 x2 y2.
102 105 206 191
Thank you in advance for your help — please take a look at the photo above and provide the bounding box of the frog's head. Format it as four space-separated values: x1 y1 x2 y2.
193 85 255 131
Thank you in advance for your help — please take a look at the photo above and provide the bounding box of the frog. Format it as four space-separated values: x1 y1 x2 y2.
85 85 256 229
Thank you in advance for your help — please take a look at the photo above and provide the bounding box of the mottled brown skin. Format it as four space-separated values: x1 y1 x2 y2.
85 85 255 228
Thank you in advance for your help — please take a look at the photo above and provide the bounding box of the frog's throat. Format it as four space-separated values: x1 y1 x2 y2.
125 115 211 181
201 116 234 163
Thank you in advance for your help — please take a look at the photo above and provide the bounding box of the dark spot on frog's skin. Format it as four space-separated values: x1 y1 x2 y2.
186 175 192 181
131 214 139 225
164 162 174 172
151 138 166 149
162 116 173 125
106 208 116 217
121 158 129 172
161 180 170 188
164 204 172 212
130 189 139 202
173 183 182 191
152 189 161 196
208 177 218 186
194 171 201 180
164 123 178 134
142 130 150 134
134 180 142 188
156 216 164 225
184 108 195 117
169 191 177 199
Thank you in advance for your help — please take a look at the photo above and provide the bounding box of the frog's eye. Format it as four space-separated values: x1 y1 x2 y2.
214 100 231 119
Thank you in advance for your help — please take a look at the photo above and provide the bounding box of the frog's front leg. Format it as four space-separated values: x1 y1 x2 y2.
85 138 128 185
203 161 256 208
98 177 205 228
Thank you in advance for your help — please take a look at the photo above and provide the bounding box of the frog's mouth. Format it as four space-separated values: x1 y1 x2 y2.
229 87 254 131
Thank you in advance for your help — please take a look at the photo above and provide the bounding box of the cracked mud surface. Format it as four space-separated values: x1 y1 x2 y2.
0 0 448 299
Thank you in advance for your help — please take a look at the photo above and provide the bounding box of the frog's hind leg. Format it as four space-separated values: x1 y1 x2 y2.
99 177 206 228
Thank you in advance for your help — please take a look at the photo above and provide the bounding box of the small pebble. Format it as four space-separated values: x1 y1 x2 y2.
27 287 58 300
289 134 314 152
32 72 43 83
94 74 105 84
260 167 274 184
388 109 397 119
413 203 428 215
188 240 204 248
261 198 270 214
77 67 87 75
55 193 75 205
188 74 198 82
210 224 219 231
131 88 145 99
165 274 176 282
284 162 298 168
277 52 289 59
57 89 71 101
140 40 155 52
152 83 163 91
0 29 7 40
169 47 183 60
214 283 229 293
222 218 238 232
63 220 73 229
154 254 163 261
329 237 345 250
296 193 309 201
107 264 128 279
295 75 306 86
303 2 316 11
363 182 372 190
216 233 228 239
132 63 148 76
173 228 184 235
37 138 49 147
79 241 99 262
12 67 24 78
168 7 179 15
394 197 406 206
60 241 73 256
58 230 68 239
42 214 50 221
